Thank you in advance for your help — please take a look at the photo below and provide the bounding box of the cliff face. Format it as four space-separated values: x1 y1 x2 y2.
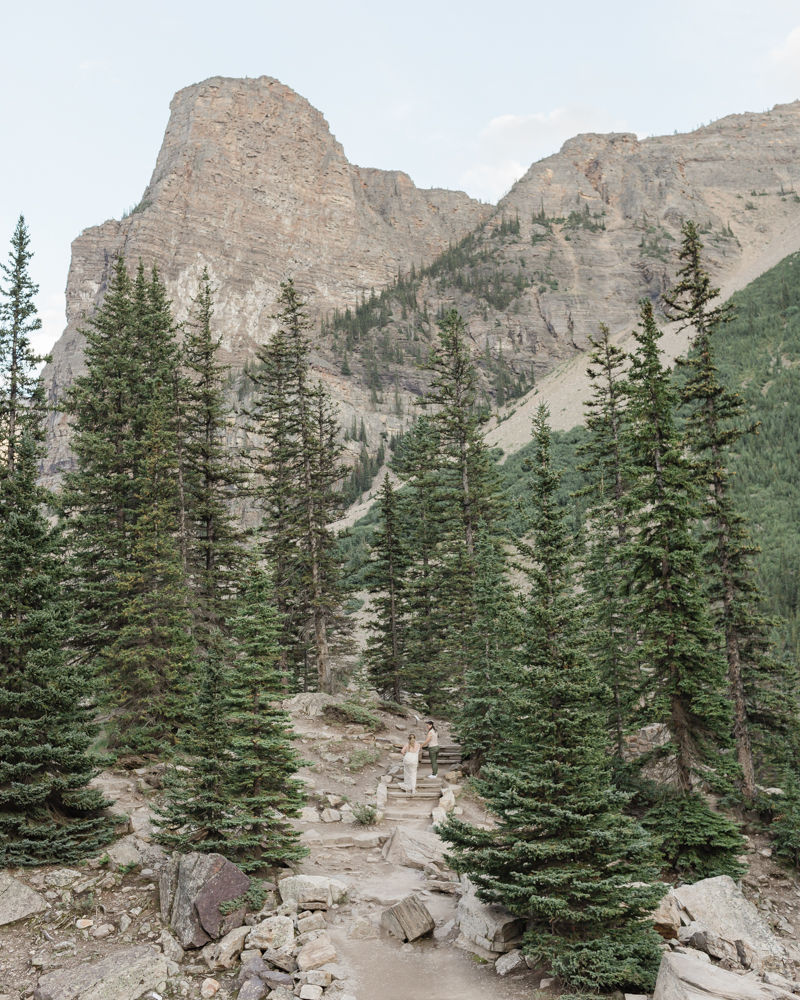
410 103 800 390
43 75 489 477
44 84 800 483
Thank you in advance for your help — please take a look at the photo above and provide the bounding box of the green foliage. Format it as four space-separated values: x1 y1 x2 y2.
622 301 733 793
352 802 378 825
0 218 113 866
377 699 407 716
770 783 800 869
218 879 268 915
322 702 386 732
347 747 381 771
442 405 665 994
61 259 194 751
341 443 385 506
642 793 746 881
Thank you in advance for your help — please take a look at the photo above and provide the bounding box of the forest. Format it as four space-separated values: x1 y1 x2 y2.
1 215 799 994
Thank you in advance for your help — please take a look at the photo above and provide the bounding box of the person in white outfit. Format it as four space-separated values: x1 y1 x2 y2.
400 733 420 794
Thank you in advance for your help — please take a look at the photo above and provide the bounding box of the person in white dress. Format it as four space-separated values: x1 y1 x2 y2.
400 734 420 794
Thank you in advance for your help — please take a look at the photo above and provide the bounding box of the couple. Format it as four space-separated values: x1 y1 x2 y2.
399 720 439 794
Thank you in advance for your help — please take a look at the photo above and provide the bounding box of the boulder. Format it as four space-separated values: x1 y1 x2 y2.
158 929 185 964
348 917 380 940
33 945 168 1000
159 852 250 949
495 949 525 975
277 875 348 907
297 971 332 987
267 989 295 1000
672 876 787 970
43 870 81 888
245 915 294 952
298 912 326 933
106 834 141 868
431 807 447 826
300 807 321 823
352 832 382 849
237 980 267 1000
262 948 298 973
439 789 456 812
651 891 681 939
0 873 47 927
296 934 338 971
457 879 524 955
381 896 435 942
654 951 795 1000
202 924 250 970
320 809 340 823
381 826 445 870
299 987 323 1000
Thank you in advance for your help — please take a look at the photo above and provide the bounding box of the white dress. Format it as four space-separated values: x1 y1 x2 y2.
402 747 419 793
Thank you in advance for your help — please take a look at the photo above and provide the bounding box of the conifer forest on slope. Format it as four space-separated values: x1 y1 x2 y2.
2 214 800 993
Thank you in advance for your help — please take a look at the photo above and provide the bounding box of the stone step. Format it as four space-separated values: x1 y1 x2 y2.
383 809 433 821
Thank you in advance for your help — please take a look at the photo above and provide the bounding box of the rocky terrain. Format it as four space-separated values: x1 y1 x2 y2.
40 82 800 486
3 693 800 1000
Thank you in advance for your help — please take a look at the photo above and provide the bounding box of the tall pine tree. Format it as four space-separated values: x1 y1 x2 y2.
664 222 799 801
578 324 634 756
364 475 408 701
0 217 113 864
441 404 665 993
62 260 193 749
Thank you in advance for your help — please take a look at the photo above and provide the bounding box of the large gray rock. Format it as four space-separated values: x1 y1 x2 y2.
0 873 47 926
456 879 524 955
654 951 794 1000
380 896 435 942
381 827 445 870
159 852 250 949
277 875 348 907
33 945 168 1000
673 876 787 971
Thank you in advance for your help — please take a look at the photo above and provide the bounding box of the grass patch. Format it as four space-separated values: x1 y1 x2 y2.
348 746 382 771
323 702 386 732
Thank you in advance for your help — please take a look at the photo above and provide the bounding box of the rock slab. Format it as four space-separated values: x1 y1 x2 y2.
654 951 794 1000
33 945 168 1000
0 873 47 927
160 851 250 948
672 876 787 970
457 879 524 955
277 875 347 908
382 827 445 870
380 896 435 942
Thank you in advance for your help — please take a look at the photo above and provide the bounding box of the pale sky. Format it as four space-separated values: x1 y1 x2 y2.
4 0 800 356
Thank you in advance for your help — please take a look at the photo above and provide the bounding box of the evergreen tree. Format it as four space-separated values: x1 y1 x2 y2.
578 324 634 756
364 475 408 700
62 260 192 749
664 221 798 801
0 218 113 864
622 300 734 792
156 569 306 870
410 309 506 698
250 281 345 692
390 416 449 707
455 528 520 771
440 404 665 993
181 269 247 644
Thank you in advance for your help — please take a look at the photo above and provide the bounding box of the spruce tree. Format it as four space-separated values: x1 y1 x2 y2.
440 404 665 993
410 309 506 698
578 324 634 756
250 281 345 692
181 269 247 644
623 300 733 792
62 260 192 749
364 475 408 700
664 221 798 801
156 569 306 870
0 217 113 864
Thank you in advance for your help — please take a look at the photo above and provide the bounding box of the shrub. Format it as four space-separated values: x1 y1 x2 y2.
352 802 378 825
348 747 381 771
378 699 407 717
323 703 386 732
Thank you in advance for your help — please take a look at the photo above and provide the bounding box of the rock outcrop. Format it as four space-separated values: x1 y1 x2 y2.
41 81 800 484
41 75 488 481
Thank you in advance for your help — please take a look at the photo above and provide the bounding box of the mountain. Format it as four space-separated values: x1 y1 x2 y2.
42 81 800 487
41 75 489 481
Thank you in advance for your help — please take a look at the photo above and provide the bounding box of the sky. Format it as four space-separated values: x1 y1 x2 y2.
3 0 800 356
